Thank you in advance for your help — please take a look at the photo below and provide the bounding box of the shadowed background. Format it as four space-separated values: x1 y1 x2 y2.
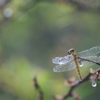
0 0 100 100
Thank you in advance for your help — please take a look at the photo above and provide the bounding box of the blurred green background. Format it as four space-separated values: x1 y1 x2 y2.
0 0 100 100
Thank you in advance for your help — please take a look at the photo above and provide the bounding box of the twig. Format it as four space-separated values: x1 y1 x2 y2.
62 68 100 100
78 56 100 66
33 77 44 100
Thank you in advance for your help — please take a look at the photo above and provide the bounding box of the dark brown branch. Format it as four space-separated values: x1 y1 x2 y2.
62 68 100 100
78 56 100 66
33 77 44 100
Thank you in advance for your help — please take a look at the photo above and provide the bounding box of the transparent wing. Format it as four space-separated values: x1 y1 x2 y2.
78 56 100 67
78 46 100 57
52 55 74 65
53 61 76 72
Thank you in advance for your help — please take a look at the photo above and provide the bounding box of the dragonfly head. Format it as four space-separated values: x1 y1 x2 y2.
67 48 74 55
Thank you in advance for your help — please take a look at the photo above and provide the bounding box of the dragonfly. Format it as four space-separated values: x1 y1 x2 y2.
52 46 100 81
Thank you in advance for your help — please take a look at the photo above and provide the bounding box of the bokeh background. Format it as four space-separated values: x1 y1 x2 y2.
0 0 100 100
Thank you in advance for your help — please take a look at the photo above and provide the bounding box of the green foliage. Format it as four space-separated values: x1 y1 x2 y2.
0 0 100 100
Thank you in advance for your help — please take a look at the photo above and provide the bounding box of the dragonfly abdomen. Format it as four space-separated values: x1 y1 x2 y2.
72 52 82 81
75 59 82 81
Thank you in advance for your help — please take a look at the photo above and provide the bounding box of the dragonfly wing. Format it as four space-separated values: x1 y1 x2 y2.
53 61 76 72
52 55 74 65
79 56 100 67
78 46 100 57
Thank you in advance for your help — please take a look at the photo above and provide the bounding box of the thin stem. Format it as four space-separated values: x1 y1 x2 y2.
33 77 44 100
78 56 100 66
62 68 100 100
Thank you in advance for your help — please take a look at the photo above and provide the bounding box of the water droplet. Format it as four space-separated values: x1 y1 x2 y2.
79 61 84 67
91 80 97 87
52 57 65 64
52 57 61 64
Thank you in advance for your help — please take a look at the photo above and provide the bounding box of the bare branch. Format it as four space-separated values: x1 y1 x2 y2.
33 77 44 100
62 68 100 100
78 56 100 66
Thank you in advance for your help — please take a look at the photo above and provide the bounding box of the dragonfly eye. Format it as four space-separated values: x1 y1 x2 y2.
70 49 74 53
67 48 74 54
78 59 84 67
67 51 71 55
